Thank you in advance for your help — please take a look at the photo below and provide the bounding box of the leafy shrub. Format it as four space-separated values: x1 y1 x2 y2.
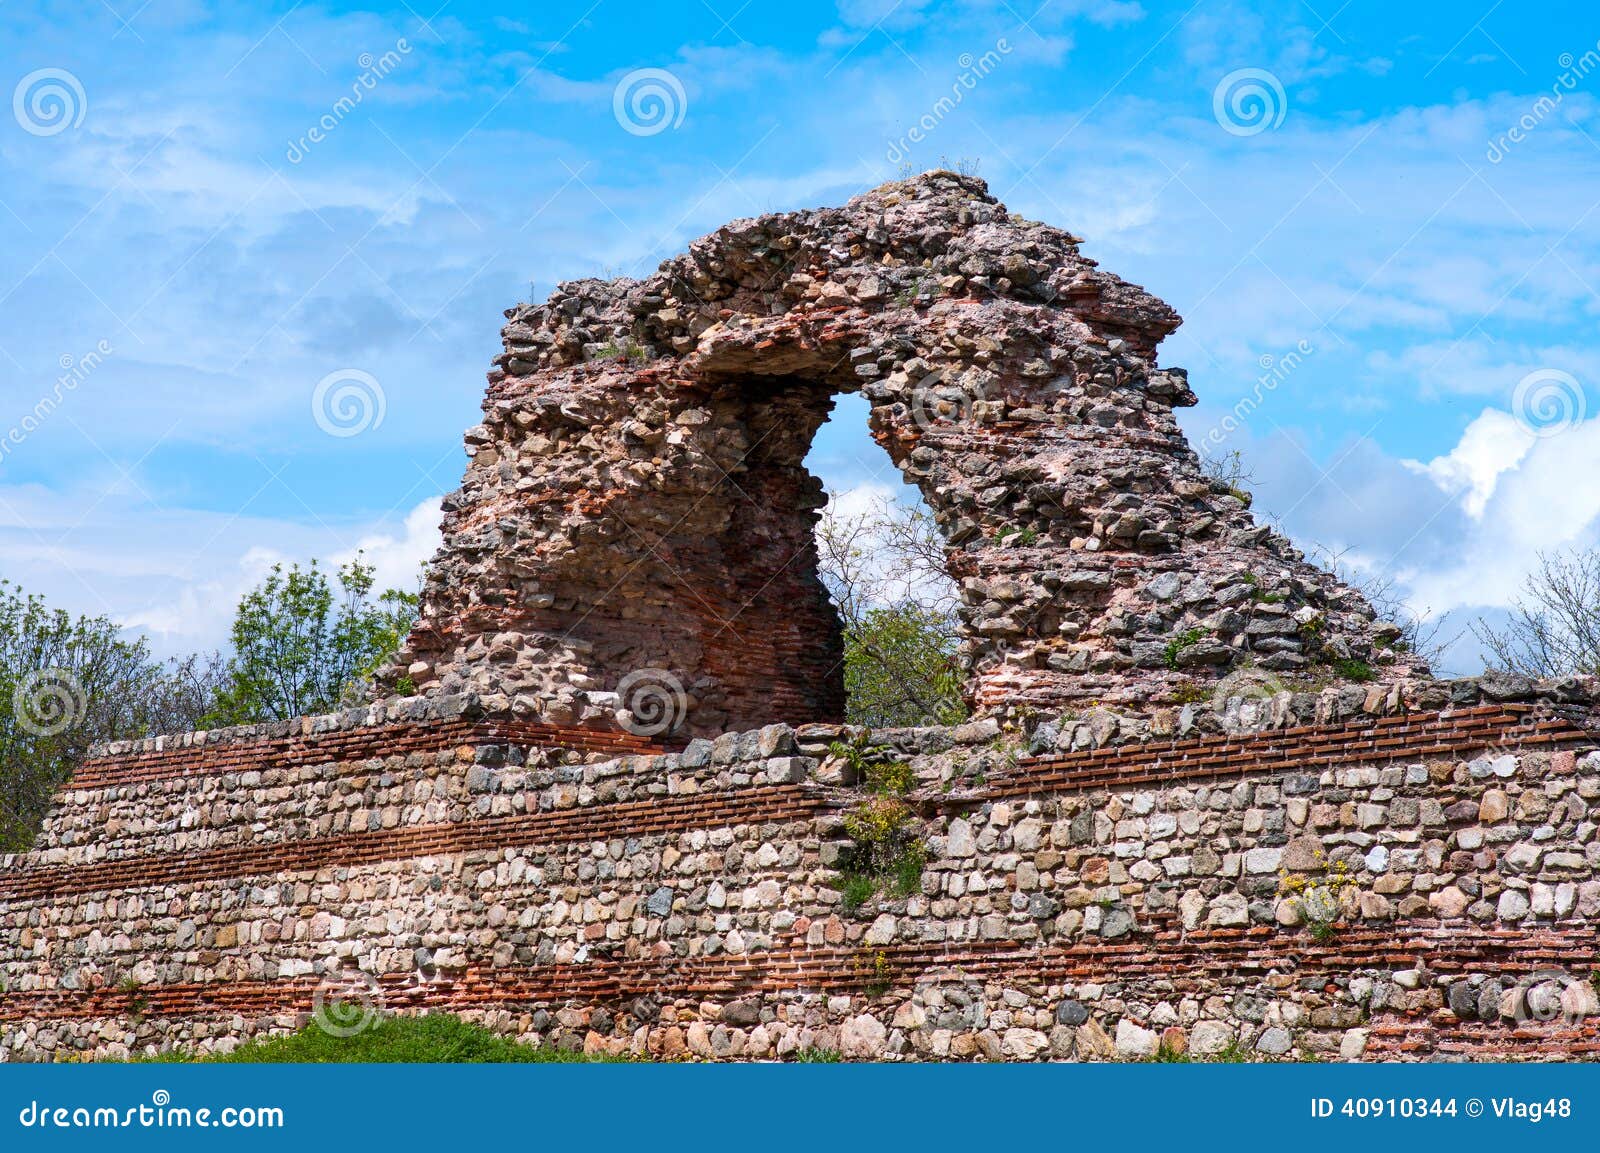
1331 658 1375 683
833 745 926 912
795 1047 843 1063
1163 628 1208 669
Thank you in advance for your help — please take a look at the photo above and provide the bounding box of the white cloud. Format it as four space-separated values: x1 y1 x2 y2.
1405 415 1600 612
332 496 442 596
1402 408 1534 518
1242 409 1600 656
0 483 444 658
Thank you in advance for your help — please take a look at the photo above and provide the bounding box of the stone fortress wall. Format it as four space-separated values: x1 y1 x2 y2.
2 173 1596 1061
3 677 1598 1061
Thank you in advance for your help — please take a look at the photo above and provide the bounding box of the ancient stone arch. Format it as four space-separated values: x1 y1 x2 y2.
388 173 1420 738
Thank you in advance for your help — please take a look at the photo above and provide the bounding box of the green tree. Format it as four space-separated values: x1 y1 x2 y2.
842 604 967 728
816 493 970 728
1474 549 1600 677
0 582 220 850
206 557 419 725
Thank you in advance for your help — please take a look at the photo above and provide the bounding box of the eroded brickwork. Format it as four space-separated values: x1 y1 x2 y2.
3 677 1597 1062
388 173 1419 739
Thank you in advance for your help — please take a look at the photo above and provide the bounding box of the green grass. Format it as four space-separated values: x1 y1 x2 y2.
795 1047 844 1063
839 873 879 911
138 1013 629 1064
1141 1038 1250 1064
1163 627 1208 669
1331 658 1376 683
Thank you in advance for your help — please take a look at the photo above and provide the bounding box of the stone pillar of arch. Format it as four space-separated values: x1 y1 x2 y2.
387 173 1420 739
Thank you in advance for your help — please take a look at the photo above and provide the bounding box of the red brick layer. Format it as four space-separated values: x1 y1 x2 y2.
0 785 824 902
7 920 1596 1056
993 704 1593 797
68 719 666 791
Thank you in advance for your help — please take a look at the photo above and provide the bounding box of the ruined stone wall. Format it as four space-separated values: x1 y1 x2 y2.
3 177 1587 1065
388 173 1421 739
4 679 1596 1062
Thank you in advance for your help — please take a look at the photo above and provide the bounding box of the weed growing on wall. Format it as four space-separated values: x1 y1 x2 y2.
1279 851 1357 942
830 736 927 912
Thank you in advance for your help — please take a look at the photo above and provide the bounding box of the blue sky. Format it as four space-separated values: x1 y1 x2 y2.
1 0 1597 673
